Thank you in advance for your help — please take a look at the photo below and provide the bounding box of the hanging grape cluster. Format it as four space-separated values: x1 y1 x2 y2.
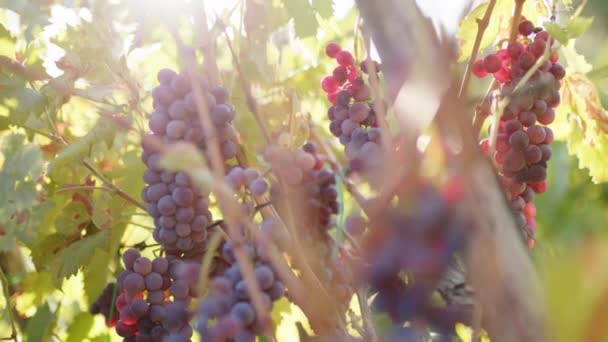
320 43 384 170
475 19 563 247
196 243 285 342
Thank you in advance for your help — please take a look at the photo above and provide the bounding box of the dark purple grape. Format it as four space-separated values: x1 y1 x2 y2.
160 215 177 229
147 290 166 305
168 100 188 120
539 144 552 161
537 108 555 125
149 304 167 322
160 228 178 244
123 273 145 294
130 298 149 318
503 151 526 173
123 249 141 270
254 265 275 290
149 111 170 134
134 257 153 275
175 223 191 237
152 86 176 106
176 238 194 251
349 102 370 123
211 86 230 104
166 120 187 139
158 195 177 216
527 164 547 182
158 69 177 85
231 302 255 326
532 99 547 114
249 178 268 196
211 104 233 125
147 183 169 202
170 280 189 300
171 72 192 96
145 272 163 291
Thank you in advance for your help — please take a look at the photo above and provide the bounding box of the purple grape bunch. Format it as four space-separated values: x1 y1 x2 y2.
141 68 240 257
196 243 285 342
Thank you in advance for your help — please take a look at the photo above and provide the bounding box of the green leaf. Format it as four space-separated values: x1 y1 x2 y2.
312 0 333 19
0 132 43 211
54 201 90 236
284 0 319 38
26 304 55 342
65 312 95 342
545 17 593 44
457 0 506 63
50 230 110 285
83 248 111 303
47 118 116 180
553 42 608 183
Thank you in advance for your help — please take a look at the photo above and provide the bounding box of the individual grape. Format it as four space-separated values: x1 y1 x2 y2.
336 90 351 106
254 265 275 290
508 130 529 151
211 86 230 104
532 100 548 115
524 145 542 164
550 63 565 80
519 20 535 36
249 178 268 196
221 140 238 160
325 43 341 58
172 187 194 207
537 108 555 125
231 302 255 326
123 249 141 270
134 257 153 276
152 85 176 107
333 66 348 84
518 52 535 69
145 272 163 291
175 223 192 237
321 76 339 94
483 54 501 73
472 59 488 77
336 50 354 66
166 120 187 139
176 237 194 251
519 111 536 127
526 125 546 144
158 195 177 216
130 299 149 318
349 102 370 123
507 42 524 58
116 321 138 337
168 100 188 120
527 165 547 182
294 151 316 170
124 273 145 294
149 111 170 134
539 144 552 161
503 151 526 173
158 68 177 85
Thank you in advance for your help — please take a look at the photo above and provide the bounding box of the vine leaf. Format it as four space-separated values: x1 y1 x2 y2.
311 0 333 19
49 230 110 286
26 304 55 342
544 17 593 44
555 42 608 183
65 312 95 342
284 0 319 38
83 248 111 303
47 118 116 181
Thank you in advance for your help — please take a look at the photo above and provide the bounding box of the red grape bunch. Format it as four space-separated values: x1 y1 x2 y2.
321 43 383 169
475 19 564 247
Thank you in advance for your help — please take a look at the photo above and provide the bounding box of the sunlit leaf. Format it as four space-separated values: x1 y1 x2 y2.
284 0 319 38
65 312 95 342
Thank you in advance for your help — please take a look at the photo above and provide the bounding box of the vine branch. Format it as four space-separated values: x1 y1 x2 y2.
0 268 18 342
458 0 497 98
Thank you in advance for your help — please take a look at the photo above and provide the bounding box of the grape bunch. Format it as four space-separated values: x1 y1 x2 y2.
90 283 119 327
265 141 338 234
196 243 285 342
142 68 241 257
361 184 470 336
475 19 564 247
113 248 194 341
320 43 383 168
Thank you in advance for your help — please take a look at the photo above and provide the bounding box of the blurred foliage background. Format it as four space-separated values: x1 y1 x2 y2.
0 0 607 341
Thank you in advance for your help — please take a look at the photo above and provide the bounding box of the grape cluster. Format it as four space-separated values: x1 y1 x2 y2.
196 243 285 342
362 185 470 336
90 283 119 327
474 19 564 246
321 43 383 168
142 68 240 257
224 166 270 218
114 249 194 341
265 141 338 233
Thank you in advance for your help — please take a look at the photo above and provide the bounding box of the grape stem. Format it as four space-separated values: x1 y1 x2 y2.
81 160 147 211
509 0 526 43
0 268 18 342
458 0 498 98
